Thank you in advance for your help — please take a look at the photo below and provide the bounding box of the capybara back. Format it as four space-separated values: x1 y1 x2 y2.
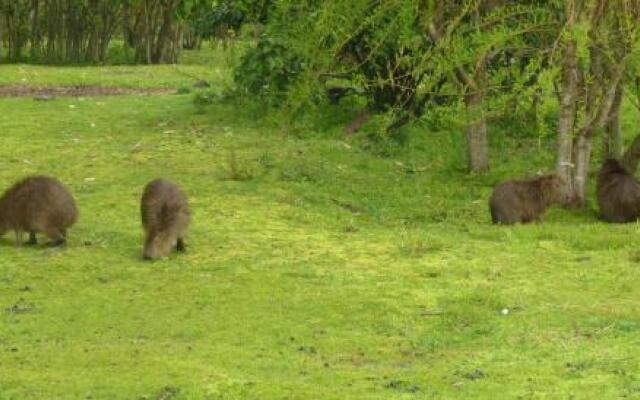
489 174 563 224
141 179 190 259
0 176 78 246
596 158 640 222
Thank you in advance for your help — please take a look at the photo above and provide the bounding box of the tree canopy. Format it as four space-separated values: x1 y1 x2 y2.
233 0 640 205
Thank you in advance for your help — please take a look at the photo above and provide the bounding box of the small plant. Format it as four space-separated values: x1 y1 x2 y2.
193 90 220 108
398 237 444 257
222 150 254 181
343 220 359 233
257 151 275 170
279 161 318 183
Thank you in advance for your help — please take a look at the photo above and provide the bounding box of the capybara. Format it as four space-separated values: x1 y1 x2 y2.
489 174 564 224
141 179 190 260
0 176 78 246
596 158 640 222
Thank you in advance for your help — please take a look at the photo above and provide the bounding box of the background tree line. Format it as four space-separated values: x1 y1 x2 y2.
0 0 269 64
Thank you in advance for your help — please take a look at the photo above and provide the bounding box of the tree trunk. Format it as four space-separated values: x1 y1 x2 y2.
572 135 592 206
462 53 489 174
621 134 640 173
603 82 623 159
556 50 578 198
464 89 489 173
556 2 579 204
30 0 40 60
426 21 489 173
561 62 625 206
152 7 171 63
144 0 152 64
152 0 179 63
563 0 628 206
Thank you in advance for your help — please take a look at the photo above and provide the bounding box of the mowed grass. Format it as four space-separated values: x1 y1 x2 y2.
0 47 236 89
1 56 640 399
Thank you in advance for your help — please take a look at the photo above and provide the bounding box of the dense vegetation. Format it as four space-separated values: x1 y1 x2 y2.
233 0 640 206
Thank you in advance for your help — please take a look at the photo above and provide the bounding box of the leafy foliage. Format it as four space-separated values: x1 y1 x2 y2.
234 36 304 98
234 0 558 136
187 0 272 40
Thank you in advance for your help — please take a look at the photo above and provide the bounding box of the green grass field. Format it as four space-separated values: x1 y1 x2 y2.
1 49 640 399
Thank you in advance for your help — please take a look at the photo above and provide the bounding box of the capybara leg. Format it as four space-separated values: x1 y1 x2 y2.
26 232 38 245
45 228 66 247
142 234 156 260
176 238 186 252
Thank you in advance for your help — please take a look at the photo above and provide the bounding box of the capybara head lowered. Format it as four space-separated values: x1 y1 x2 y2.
141 179 190 260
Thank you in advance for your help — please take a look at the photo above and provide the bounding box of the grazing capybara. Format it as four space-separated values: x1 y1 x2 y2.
0 176 78 246
140 179 190 260
489 174 564 224
596 158 640 222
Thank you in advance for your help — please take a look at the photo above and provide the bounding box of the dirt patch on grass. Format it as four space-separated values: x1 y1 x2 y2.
0 84 175 98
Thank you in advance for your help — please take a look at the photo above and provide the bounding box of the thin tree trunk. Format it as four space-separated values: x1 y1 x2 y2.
465 89 489 173
144 0 152 64
572 135 592 206
622 134 640 173
603 82 623 159
569 62 625 205
566 0 626 206
556 2 579 204
426 21 489 173
151 0 178 63
30 0 40 60
464 51 489 173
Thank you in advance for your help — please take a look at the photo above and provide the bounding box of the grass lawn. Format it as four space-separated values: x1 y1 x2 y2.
0 48 235 90
1 51 640 399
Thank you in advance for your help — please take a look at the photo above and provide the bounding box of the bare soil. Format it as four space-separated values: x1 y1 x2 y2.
0 84 175 98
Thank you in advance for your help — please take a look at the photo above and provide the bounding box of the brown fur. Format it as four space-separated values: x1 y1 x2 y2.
489 174 564 224
0 176 78 246
596 158 640 222
141 179 190 260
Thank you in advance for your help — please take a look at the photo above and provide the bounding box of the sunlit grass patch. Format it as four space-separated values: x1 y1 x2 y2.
0 57 640 398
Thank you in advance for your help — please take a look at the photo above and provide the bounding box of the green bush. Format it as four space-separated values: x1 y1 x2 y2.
234 36 304 100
